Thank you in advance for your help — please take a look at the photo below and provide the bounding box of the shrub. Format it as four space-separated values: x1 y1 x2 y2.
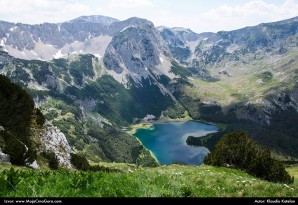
41 151 59 170
70 153 121 172
35 108 45 127
70 153 90 171
2 131 26 165
204 131 294 184
0 74 42 165
47 152 59 170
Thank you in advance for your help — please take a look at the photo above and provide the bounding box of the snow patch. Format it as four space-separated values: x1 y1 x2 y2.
0 38 5 46
172 27 193 33
94 54 102 59
54 49 64 59
120 25 137 32
155 55 176 79
0 38 7 52
28 81 49 91
9 26 17 32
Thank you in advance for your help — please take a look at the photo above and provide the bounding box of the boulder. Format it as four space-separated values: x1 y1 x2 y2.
0 148 10 163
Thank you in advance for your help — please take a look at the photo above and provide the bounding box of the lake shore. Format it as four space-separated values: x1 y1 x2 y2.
127 123 154 135
128 119 220 165
128 117 222 135
128 119 189 135
132 120 218 165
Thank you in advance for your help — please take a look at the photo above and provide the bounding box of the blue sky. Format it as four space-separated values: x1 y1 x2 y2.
0 0 298 33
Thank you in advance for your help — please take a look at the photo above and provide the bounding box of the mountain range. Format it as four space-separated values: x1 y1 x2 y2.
0 15 298 167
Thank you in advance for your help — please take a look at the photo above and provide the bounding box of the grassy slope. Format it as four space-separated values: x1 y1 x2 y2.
0 163 297 197
187 48 298 106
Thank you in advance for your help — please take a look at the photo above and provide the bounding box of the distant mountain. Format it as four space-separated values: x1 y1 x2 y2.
158 16 298 68
0 16 163 63
70 15 119 25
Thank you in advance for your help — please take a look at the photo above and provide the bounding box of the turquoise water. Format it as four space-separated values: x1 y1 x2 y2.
134 121 218 165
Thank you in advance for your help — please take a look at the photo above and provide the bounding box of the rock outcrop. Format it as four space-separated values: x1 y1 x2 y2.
40 124 72 168
0 148 10 163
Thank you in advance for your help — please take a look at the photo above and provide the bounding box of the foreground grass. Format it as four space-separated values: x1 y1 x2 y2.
0 163 297 197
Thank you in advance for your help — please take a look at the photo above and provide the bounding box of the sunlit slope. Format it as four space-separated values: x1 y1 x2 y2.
0 163 297 197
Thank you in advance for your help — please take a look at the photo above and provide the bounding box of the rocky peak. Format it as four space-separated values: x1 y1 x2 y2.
119 17 154 28
103 20 164 76
70 15 119 25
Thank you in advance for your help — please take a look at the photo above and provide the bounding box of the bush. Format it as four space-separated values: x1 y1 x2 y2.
204 131 294 184
2 131 26 165
41 151 59 170
70 153 90 171
48 152 59 170
35 108 45 127
70 153 121 172
0 75 42 165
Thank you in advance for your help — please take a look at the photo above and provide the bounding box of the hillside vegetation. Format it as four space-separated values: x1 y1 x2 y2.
204 132 293 183
0 75 45 165
0 163 297 197
0 52 163 165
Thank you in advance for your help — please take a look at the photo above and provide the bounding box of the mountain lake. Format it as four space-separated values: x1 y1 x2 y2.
133 120 218 165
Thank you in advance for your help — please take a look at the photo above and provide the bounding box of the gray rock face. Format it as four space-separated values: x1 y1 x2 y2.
41 124 72 168
0 16 121 60
77 98 97 111
235 91 298 125
0 16 118 50
104 21 164 74
44 74 60 91
0 148 10 163
158 26 216 64
159 27 200 46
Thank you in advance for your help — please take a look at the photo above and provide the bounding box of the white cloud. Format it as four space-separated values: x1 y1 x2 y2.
200 0 298 32
144 0 298 33
0 0 102 24
109 0 153 8
0 0 297 33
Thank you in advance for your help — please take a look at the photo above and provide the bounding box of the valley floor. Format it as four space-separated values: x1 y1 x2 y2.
0 162 297 197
